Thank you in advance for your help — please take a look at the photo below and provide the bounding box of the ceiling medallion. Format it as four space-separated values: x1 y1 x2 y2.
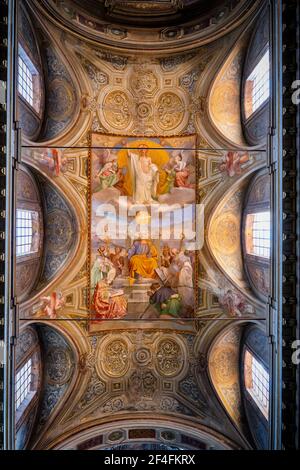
136 102 152 119
133 347 152 366
156 339 183 377
156 92 185 130
102 90 132 129
101 338 129 377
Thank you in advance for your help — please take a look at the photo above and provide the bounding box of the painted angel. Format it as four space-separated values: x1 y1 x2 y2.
171 150 194 188
39 149 67 176
219 151 249 177
40 291 66 319
200 267 254 317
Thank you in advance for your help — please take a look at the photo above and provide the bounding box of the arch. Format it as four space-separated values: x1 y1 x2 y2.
45 416 242 450
21 321 82 449
242 169 271 300
15 164 44 301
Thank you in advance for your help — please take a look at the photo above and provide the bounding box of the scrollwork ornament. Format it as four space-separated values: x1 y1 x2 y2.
46 348 72 385
156 339 183 377
102 90 132 129
101 339 129 377
156 92 185 130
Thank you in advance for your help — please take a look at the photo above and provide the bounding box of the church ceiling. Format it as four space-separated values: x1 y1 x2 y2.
27 324 250 449
17 0 270 450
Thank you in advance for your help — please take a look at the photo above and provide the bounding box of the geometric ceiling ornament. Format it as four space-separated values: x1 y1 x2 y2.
97 338 130 378
156 338 183 377
102 90 132 130
156 91 185 131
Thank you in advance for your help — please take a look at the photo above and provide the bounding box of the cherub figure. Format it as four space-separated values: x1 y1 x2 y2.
219 151 249 177
39 149 68 176
172 151 194 188
40 291 65 319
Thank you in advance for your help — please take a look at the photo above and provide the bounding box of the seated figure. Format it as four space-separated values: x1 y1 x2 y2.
148 283 182 319
128 239 158 283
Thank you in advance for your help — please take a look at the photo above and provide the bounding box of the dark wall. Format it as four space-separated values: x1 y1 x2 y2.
241 325 269 449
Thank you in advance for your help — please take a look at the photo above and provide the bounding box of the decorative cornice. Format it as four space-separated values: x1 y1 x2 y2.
27 0 262 54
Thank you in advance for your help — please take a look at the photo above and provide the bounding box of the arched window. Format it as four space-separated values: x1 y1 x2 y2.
18 44 40 113
15 358 34 410
244 349 269 420
15 355 38 423
16 208 40 257
245 211 271 259
244 48 270 119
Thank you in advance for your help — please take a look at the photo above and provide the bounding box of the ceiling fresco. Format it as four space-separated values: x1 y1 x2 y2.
16 0 271 450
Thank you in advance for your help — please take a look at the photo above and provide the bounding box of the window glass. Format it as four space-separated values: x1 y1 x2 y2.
246 211 271 258
245 49 270 118
244 350 269 420
18 44 38 109
16 209 39 257
15 358 33 410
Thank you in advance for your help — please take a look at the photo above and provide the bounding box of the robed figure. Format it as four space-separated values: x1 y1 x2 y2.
127 144 159 204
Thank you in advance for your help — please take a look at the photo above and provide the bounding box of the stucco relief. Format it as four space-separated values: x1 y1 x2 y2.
156 92 185 131
101 89 132 130
41 44 79 140
16 327 38 366
97 65 188 134
99 339 130 378
209 213 240 256
36 175 78 285
76 54 108 91
128 369 158 399
156 339 183 377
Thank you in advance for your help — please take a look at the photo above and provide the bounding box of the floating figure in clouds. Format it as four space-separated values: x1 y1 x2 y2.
219 151 249 177
38 149 68 176
95 159 122 191
127 144 159 204
40 291 65 319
